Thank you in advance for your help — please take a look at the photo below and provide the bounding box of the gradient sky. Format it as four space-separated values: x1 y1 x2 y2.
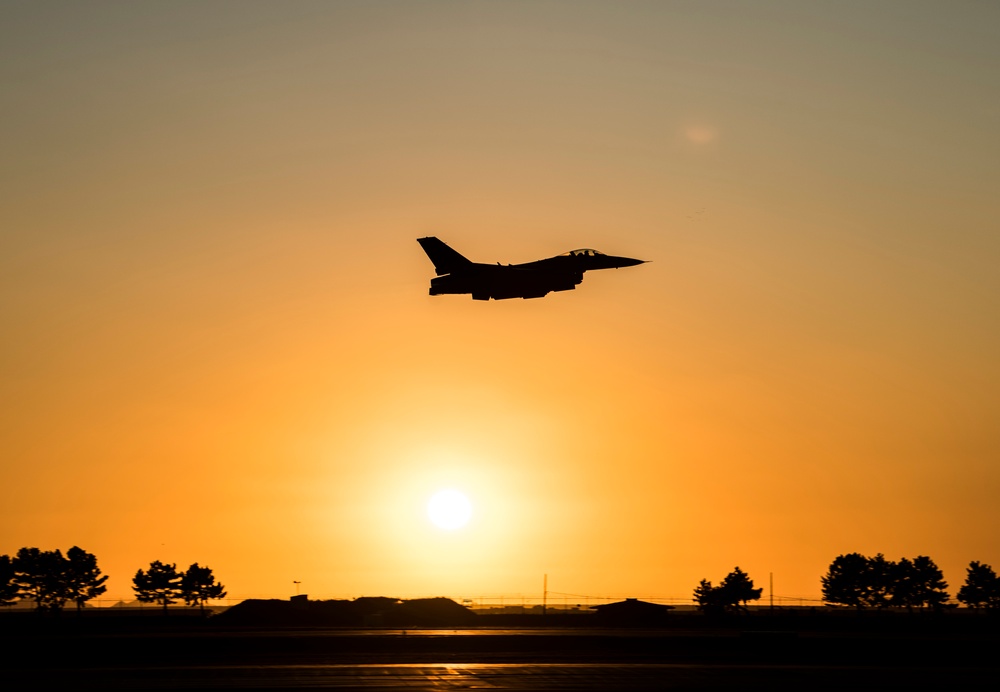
3 0 999 603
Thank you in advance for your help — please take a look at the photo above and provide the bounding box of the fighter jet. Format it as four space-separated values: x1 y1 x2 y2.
417 236 646 300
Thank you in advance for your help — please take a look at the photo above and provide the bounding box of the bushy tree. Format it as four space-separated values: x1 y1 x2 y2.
64 546 108 611
720 567 763 610
909 556 949 609
822 553 898 609
693 567 762 613
0 554 18 607
133 561 182 613
821 552 870 608
823 553 949 610
13 547 70 611
890 557 920 609
957 561 1000 610
864 553 895 609
180 563 227 614
693 578 725 614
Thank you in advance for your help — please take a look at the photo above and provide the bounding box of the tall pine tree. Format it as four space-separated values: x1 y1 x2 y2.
133 561 182 614
957 561 1000 610
180 563 227 614
64 546 108 611
0 555 18 607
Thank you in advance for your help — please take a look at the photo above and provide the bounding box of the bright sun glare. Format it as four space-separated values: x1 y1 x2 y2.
427 489 472 530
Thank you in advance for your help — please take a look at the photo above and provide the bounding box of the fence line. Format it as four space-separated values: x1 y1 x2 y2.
0 592 828 611
10 588 981 615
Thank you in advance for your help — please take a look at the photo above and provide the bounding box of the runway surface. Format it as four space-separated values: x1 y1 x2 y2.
6 661 996 691
3 623 998 690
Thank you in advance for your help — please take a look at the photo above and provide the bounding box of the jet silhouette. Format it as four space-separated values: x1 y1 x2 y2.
417 237 646 300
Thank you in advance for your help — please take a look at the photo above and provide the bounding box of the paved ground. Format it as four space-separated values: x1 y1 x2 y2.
3 624 998 690
6 661 997 691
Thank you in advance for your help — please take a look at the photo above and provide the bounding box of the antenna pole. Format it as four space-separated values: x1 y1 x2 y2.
543 574 548 617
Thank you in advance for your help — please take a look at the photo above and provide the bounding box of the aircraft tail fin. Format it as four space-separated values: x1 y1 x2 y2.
417 237 472 276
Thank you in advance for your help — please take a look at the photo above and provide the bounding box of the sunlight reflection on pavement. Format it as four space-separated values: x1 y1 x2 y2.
9 662 990 691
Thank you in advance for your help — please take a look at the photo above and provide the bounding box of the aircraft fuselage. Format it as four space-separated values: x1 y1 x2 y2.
418 237 645 301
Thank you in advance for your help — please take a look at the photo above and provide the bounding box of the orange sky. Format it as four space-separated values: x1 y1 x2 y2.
2 1 1000 604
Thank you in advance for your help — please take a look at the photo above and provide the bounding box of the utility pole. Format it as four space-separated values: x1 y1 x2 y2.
769 573 773 611
542 574 547 617
293 581 301 596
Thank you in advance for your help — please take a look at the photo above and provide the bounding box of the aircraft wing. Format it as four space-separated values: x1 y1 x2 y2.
432 264 583 300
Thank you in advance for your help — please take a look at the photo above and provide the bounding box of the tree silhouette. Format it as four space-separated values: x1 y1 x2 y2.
180 563 227 614
909 555 949 609
890 557 920 609
821 553 869 608
64 546 108 612
824 553 949 610
865 553 895 609
719 566 763 611
822 552 896 609
133 561 182 613
0 554 18 607
957 561 1000 610
692 578 725 614
693 567 762 613
12 547 70 611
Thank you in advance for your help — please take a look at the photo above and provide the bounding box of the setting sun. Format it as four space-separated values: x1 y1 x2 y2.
427 489 473 531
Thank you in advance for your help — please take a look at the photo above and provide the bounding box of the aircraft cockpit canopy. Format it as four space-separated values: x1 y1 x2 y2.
561 249 606 258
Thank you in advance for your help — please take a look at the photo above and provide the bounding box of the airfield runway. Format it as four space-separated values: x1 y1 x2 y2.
2 625 997 690
7 660 997 690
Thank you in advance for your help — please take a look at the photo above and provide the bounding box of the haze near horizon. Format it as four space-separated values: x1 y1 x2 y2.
2 1 999 602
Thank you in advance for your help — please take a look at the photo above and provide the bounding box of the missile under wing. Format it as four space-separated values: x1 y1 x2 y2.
417 236 645 301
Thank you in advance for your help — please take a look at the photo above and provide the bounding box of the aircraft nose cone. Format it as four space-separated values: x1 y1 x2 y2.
614 256 646 268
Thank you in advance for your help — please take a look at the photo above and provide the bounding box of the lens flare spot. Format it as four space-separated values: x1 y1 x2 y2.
684 125 717 144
